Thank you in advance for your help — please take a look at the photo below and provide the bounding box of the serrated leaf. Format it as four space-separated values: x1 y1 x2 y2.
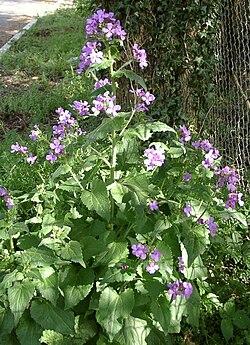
96 287 134 341
40 329 64 344
183 255 207 280
126 122 175 141
233 310 250 330
123 174 149 205
185 287 200 327
30 300 75 335
81 236 106 261
36 272 59 305
22 247 57 267
16 312 43 345
214 210 248 228
109 182 128 204
221 318 233 341
94 241 128 267
81 179 110 221
64 284 93 310
60 241 85 267
115 316 150 345
112 69 147 90
52 164 71 180
0 307 15 336
87 59 113 73
75 317 97 343
8 281 35 324
168 146 185 158
151 297 171 335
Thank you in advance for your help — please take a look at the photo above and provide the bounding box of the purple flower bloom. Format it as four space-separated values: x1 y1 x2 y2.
52 124 65 140
225 192 244 209
72 100 90 116
146 262 159 274
94 78 111 90
0 187 8 196
19 146 28 154
121 264 128 270
167 280 193 300
143 145 165 170
29 125 39 141
141 91 155 105
178 257 185 272
3 196 14 210
10 142 21 153
131 243 149 260
205 216 218 237
183 172 192 182
77 41 104 73
50 139 65 155
27 154 37 165
184 202 192 217
92 91 121 117
149 200 158 211
197 217 204 224
179 125 191 143
132 43 148 69
150 249 162 262
46 151 57 164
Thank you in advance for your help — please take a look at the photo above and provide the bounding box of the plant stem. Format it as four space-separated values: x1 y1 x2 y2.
119 108 136 137
69 168 84 191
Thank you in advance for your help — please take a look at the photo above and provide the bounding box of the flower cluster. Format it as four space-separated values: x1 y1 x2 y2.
0 187 14 210
192 139 220 169
179 125 191 144
205 216 218 237
72 100 90 116
131 244 163 274
29 124 40 141
148 200 158 211
94 78 111 90
130 88 155 112
143 145 165 170
85 9 126 41
76 42 103 74
178 257 185 272
92 91 121 117
11 141 37 165
132 43 148 69
183 202 192 218
167 280 193 300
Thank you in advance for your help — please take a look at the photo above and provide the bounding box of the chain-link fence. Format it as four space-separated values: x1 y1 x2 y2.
208 0 250 190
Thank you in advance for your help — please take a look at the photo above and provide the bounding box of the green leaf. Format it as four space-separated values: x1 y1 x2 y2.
184 255 207 280
182 225 209 266
36 272 59 305
87 59 113 73
169 297 186 333
81 236 106 261
221 318 234 341
0 307 15 336
52 164 71 180
123 174 149 205
185 287 200 327
109 182 128 204
7 280 35 324
39 329 64 344
81 179 110 221
115 316 150 345
168 145 186 158
21 247 57 267
64 284 93 310
94 241 128 267
75 317 97 343
60 241 85 267
214 210 248 228
151 297 171 335
112 69 147 90
126 122 175 141
16 311 43 345
9 222 29 236
30 300 75 335
96 287 134 340
232 310 250 330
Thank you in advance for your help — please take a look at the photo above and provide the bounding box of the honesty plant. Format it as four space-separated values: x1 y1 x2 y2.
0 8 247 345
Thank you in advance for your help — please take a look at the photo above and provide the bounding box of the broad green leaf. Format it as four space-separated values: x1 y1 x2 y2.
9 222 29 236
60 241 85 267
182 225 209 266
115 315 150 345
16 311 43 345
0 307 15 336
154 218 172 235
223 299 235 318
185 287 200 327
221 318 234 341
214 210 248 228
0 269 23 290
151 297 171 335
36 272 59 305
96 287 134 340
81 179 110 221
75 317 98 343
146 329 173 345
112 69 147 90
64 284 93 310
81 236 106 261
123 174 149 205
30 300 75 335
183 255 207 280
126 122 175 141
94 241 128 267
168 296 186 333
8 280 35 324
39 329 64 344
87 59 113 73
167 146 185 158
21 247 57 267
232 310 250 330
52 164 71 180
109 182 128 204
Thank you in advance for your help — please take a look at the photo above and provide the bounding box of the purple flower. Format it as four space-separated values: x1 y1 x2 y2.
46 151 57 164
183 172 192 182
27 154 37 165
179 125 191 143
131 243 149 260
77 41 104 73
3 196 14 210
150 249 162 262
143 145 165 170
146 262 159 274
92 91 121 117
141 92 155 105
121 264 128 270
197 217 204 224
184 202 192 218
0 187 8 196
178 257 185 272
149 200 158 211
132 43 148 69
19 146 28 154
56 108 76 127
225 192 244 209
50 139 65 155
72 100 90 116
10 142 21 153
94 78 111 90
52 124 65 140
205 216 218 237
167 280 193 300
29 125 39 141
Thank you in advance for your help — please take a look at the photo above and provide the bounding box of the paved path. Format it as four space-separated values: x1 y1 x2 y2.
0 0 72 47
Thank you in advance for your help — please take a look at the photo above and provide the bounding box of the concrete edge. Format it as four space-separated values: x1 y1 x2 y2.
0 0 73 55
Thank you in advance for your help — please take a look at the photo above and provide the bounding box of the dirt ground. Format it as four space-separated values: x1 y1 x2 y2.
0 0 71 47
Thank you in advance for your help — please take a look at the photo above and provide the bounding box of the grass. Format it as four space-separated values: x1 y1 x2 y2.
0 5 93 136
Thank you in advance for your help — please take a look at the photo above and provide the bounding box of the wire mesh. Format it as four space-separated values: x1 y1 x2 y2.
209 0 250 190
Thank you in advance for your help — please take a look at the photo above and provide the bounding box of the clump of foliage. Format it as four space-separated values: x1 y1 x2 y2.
0 8 249 345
